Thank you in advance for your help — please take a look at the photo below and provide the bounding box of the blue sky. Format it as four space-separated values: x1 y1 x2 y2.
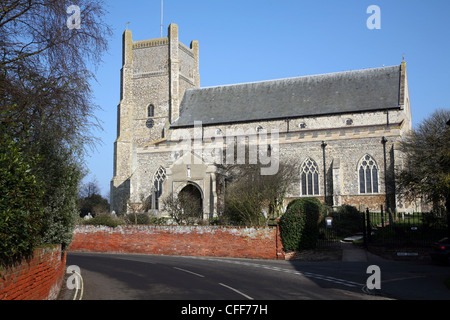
85 0 450 198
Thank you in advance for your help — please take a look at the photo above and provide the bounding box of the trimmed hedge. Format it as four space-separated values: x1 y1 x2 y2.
0 130 45 266
279 198 322 251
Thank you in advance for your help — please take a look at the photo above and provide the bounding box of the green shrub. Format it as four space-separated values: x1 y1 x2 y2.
0 130 45 266
36 140 83 251
82 213 122 228
286 197 324 216
279 198 322 251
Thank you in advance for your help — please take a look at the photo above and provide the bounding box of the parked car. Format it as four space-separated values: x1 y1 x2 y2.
430 237 450 264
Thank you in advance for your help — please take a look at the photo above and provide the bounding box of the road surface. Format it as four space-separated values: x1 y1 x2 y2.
60 252 395 300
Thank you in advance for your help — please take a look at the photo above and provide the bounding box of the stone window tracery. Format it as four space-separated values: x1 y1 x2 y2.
358 154 379 194
153 167 166 210
300 158 319 196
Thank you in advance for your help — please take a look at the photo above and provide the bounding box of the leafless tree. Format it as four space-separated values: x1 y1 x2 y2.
0 0 112 151
396 109 450 235
162 192 203 225
79 178 101 198
219 142 298 226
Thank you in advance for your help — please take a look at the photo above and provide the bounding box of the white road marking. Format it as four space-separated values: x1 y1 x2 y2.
219 283 254 300
173 267 205 278
186 256 364 288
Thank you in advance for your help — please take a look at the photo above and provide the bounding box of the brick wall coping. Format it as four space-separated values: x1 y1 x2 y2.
74 224 277 238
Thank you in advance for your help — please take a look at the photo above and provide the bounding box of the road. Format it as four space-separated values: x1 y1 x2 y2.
58 251 450 301
60 253 381 300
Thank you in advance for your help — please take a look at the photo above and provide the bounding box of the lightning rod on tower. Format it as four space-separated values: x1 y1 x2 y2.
161 0 163 37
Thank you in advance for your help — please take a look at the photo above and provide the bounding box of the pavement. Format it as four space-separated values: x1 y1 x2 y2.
341 242 368 262
341 233 371 262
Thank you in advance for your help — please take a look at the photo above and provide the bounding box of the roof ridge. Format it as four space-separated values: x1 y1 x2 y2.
190 64 400 92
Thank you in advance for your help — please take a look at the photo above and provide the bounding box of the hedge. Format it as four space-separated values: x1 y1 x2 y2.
279 198 322 251
0 130 45 266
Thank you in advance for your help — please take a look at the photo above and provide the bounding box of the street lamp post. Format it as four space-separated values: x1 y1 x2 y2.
321 141 327 205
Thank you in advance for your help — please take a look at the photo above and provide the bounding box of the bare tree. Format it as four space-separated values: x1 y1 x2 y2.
219 141 298 226
162 192 203 225
0 0 110 72
396 109 450 236
224 161 297 226
79 178 100 198
0 0 112 151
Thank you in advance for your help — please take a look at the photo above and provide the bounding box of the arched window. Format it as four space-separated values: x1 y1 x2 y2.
358 155 379 194
300 158 319 196
148 104 155 117
153 167 166 210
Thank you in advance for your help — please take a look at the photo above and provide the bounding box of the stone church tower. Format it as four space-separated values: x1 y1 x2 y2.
111 24 200 212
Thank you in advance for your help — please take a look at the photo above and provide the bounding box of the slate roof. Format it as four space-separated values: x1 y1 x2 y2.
171 65 402 128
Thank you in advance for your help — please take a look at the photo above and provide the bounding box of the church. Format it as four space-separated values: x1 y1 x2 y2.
110 23 416 218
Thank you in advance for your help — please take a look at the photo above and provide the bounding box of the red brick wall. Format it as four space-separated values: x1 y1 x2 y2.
70 225 284 260
0 245 66 300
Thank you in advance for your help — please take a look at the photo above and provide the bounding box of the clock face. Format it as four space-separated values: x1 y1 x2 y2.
146 119 154 128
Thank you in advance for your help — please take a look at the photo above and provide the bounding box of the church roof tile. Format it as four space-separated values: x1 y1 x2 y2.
171 65 401 127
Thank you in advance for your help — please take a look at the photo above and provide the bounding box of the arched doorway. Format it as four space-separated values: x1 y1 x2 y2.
178 183 203 219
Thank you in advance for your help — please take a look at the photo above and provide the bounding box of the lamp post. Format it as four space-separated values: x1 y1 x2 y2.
321 141 327 205
381 136 390 216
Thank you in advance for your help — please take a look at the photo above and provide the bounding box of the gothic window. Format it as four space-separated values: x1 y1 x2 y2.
300 158 319 196
148 104 155 117
358 155 379 194
153 167 166 210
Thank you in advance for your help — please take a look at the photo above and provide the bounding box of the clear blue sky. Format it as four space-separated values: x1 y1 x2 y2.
85 0 450 198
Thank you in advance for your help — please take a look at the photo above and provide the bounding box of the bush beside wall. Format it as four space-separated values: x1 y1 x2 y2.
279 198 322 251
